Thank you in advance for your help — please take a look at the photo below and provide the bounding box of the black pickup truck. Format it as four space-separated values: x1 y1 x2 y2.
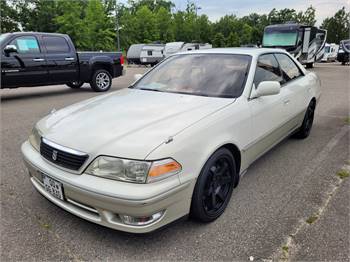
0 32 124 92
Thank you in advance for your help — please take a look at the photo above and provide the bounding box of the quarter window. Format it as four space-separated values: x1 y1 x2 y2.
43 36 70 53
254 54 283 87
9 36 40 54
275 53 302 83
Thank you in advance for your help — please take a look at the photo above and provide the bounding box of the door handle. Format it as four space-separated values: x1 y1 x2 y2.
65 57 74 61
283 99 290 105
33 58 45 62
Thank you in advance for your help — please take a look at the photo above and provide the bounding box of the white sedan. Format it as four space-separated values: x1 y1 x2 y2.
22 48 321 233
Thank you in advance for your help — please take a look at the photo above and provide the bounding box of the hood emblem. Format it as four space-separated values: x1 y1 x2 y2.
52 150 58 161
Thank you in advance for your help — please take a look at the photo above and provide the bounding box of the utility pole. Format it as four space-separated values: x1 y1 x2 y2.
196 5 202 42
115 0 120 51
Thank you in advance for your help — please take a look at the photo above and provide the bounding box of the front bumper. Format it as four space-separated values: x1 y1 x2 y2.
21 141 194 233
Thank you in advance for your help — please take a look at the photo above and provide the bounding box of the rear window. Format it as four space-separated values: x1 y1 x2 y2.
43 36 70 53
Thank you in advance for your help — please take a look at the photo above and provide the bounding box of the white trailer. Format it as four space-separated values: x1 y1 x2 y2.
164 42 212 57
321 43 339 62
139 44 165 66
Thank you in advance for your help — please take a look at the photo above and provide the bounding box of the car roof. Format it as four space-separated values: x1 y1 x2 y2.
6 32 68 37
176 47 288 57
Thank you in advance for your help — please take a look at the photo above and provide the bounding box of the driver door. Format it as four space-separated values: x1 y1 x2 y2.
1 35 48 88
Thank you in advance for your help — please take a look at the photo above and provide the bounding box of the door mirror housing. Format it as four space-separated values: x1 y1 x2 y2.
252 81 281 98
4 45 17 54
134 74 143 81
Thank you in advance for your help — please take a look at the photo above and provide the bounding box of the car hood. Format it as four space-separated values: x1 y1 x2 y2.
38 88 234 159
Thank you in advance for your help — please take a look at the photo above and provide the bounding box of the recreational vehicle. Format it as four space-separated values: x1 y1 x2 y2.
139 44 165 66
262 23 327 68
321 43 339 62
337 39 350 65
126 44 145 64
164 42 212 57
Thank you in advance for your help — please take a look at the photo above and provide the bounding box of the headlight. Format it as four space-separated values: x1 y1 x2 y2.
29 126 41 151
85 156 181 183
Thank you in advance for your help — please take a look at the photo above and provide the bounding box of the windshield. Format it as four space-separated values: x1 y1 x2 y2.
263 30 298 47
0 33 10 44
325 46 330 53
132 54 251 98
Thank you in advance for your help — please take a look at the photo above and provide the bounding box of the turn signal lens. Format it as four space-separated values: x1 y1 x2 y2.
147 159 182 183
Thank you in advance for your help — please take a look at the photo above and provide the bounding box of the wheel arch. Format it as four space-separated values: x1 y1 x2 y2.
91 62 113 79
219 143 241 175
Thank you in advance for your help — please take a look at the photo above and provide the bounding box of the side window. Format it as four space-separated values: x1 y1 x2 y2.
9 36 40 54
147 50 152 56
43 36 70 53
253 54 283 87
275 53 302 83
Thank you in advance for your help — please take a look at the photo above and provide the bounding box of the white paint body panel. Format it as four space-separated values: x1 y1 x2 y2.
22 48 321 233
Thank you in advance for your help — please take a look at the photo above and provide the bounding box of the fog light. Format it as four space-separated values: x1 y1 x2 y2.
119 211 164 226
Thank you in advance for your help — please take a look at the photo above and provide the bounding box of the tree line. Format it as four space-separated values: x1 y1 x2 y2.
1 0 349 51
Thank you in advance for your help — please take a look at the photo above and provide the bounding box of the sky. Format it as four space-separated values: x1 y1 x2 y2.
121 0 349 25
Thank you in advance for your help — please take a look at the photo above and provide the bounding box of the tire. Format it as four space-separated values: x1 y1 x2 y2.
90 69 112 92
293 101 316 139
342 61 346 65
305 62 314 69
190 148 239 222
66 81 84 89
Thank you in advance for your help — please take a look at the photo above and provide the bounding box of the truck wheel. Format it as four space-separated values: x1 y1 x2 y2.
305 62 314 68
90 69 112 92
66 81 84 89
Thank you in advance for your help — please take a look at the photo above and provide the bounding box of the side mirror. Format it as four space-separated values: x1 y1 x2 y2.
4 45 17 54
134 74 143 81
254 81 281 98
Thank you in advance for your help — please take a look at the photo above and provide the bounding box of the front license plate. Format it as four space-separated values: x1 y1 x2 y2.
42 174 64 200
142 58 147 62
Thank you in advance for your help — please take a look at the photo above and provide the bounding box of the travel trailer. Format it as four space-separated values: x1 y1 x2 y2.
163 42 212 57
337 39 350 65
321 43 339 62
139 44 165 66
126 44 145 64
262 23 327 68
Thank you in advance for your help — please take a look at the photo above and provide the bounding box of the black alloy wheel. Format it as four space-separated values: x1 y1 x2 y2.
191 148 238 222
293 101 316 139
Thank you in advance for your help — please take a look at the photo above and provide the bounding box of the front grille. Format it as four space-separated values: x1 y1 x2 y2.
40 139 88 171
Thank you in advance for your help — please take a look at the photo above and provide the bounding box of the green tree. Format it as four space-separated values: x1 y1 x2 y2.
0 0 19 32
212 32 225 47
298 6 316 25
55 0 86 49
321 7 350 43
226 32 240 47
156 6 174 42
134 5 158 42
84 0 116 51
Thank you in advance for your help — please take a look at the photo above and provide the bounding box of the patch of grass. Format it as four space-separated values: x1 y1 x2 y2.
345 117 350 125
282 245 289 252
337 170 350 179
306 215 318 224
41 222 51 230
